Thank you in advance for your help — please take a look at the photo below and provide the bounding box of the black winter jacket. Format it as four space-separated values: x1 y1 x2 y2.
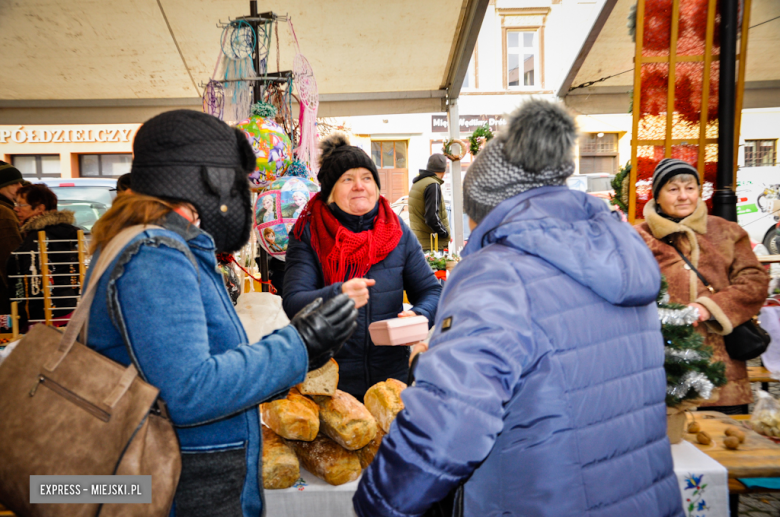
283 201 442 399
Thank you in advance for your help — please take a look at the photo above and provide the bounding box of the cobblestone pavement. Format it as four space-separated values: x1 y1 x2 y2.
736 360 780 517
739 494 780 517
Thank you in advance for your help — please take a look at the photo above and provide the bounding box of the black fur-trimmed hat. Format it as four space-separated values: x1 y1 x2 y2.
317 134 380 201
131 110 256 253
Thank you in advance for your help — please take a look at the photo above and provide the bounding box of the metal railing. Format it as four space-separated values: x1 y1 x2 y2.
5 230 87 328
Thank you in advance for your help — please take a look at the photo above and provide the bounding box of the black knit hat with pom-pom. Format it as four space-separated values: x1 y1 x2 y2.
317 133 380 201
131 109 256 253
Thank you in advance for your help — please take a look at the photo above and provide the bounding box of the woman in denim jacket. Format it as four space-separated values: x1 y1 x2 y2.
85 110 357 517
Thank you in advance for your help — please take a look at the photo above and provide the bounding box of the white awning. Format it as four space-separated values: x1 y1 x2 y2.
0 0 487 123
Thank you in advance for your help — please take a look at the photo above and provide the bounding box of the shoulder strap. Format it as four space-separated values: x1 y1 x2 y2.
43 225 162 372
668 240 716 294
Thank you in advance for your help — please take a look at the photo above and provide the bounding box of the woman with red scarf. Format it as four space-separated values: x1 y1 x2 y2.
284 134 442 400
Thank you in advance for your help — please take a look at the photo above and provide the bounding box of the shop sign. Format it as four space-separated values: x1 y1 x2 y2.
736 203 758 215
0 127 135 144
431 114 506 133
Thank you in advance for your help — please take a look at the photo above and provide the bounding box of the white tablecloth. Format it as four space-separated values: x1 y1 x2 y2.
263 468 360 517
265 442 729 517
672 440 729 517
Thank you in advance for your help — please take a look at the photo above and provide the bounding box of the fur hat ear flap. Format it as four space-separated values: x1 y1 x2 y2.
319 133 350 166
234 128 257 175
500 99 577 173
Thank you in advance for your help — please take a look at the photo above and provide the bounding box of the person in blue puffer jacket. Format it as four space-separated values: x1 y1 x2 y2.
85 110 358 517
354 99 684 517
284 134 442 400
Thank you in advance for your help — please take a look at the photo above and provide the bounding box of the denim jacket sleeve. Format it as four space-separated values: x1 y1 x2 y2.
110 237 308 426
282 226 343 320
353 255 529 517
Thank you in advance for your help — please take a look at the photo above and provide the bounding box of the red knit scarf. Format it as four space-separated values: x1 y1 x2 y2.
293 193 402 285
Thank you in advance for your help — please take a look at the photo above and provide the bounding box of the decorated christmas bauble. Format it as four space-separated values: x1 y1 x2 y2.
236 116 293 188
254 175 319 261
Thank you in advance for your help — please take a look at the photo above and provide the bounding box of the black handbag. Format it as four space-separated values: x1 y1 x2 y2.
670 243 770 361
724 316 771 361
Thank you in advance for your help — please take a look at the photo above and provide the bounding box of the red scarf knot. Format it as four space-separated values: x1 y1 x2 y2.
293 193 402 285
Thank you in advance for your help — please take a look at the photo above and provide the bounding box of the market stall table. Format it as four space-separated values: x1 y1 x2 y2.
748 365 779 393
264 441 732 517
748 366 778 384
757 255 780 264
686 411 780 514
264 467 360 517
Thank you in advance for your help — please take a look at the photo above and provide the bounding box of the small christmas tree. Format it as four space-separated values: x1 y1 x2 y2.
609 161 630 213
658 277 727 407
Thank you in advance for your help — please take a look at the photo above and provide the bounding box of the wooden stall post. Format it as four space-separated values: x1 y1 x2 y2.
11 302 19 339
37 231 52 326
77 230 87 293
628 0 749 223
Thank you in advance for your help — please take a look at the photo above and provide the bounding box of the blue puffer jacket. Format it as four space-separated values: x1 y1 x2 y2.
284 201 442 400
354 187 683 517
85 214 308 517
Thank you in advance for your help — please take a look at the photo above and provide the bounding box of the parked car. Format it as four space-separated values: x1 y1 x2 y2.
390 195 411 227
736 167 780 249
566 173 616 209
39 178 117 232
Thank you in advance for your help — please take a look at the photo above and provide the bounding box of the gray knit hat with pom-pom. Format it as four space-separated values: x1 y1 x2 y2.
463 99 577 224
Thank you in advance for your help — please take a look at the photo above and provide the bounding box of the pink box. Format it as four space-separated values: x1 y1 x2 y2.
368 316 429 346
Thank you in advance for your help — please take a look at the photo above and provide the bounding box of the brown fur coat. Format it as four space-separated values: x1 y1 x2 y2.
0 194 22 286
635 199 769 407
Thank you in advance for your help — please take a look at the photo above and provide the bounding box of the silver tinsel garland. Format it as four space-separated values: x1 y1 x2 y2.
664 348 704 363
667 371 715 400
658 306 699 326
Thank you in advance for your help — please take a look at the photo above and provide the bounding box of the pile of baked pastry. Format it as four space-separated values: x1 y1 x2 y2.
261 359 407 488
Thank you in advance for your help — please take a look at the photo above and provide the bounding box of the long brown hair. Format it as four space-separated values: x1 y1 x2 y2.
90 194 175 254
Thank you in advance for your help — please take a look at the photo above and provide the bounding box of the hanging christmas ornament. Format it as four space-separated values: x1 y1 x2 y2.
469 123 494 156
253 176 319 261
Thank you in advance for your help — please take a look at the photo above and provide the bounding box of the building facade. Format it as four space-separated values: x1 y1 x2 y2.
340 0 631 208
342 0 780 229
0 124 138 179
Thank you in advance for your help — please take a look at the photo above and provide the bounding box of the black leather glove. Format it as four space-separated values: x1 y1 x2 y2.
290 293 357 371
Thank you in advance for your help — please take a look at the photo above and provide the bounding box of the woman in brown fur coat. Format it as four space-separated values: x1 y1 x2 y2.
635 158 769 413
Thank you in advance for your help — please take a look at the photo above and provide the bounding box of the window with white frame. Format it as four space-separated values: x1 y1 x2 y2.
506 30 538 88
12 155 61 179
462 49 477 90
79 154 132 177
